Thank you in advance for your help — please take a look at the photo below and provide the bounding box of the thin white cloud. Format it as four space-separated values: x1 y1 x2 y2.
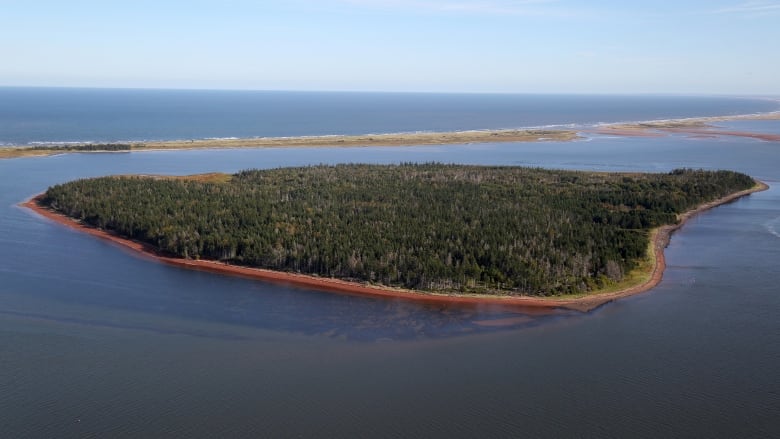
712 1 780 15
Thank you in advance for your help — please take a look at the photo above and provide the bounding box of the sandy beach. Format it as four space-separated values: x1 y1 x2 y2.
595 125 780 142
593 111 780 141
21 181 768 312
0 129 579 159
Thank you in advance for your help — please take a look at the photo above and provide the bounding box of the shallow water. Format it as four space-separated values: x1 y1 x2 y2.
1 123 779 437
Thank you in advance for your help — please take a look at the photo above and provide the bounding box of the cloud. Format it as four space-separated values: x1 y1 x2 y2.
711 1 780 16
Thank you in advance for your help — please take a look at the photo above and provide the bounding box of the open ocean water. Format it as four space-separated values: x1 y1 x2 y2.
1 89 779 438
0 87 777 145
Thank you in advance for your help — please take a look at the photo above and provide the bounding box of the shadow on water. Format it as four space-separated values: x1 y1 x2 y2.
0 267 579 342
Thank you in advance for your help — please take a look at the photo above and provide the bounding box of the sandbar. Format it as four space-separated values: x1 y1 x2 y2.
3 110 779 160
0 129 578 160
593 111 780 141
21 181 768 312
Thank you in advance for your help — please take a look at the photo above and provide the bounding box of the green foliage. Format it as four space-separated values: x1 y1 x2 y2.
42 164 755 296
29 143 132 152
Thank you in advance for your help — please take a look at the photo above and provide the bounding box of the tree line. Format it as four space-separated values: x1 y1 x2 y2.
41 164 755 296
29 143 133 152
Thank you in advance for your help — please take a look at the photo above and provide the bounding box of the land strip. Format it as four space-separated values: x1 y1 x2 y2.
593 111 780 141
0 129 578 159
3 110 778 160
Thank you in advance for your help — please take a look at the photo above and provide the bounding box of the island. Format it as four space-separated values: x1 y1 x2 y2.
24 164 766 311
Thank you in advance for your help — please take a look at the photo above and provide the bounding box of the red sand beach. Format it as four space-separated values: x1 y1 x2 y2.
22 182 768 312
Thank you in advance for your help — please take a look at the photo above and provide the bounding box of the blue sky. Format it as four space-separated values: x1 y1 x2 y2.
1 0 778 94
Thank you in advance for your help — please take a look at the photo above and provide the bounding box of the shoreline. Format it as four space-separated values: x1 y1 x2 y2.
21 181 769 312
2 110 779 160
594 126 780 142
591 111 780 141
0 129 579 159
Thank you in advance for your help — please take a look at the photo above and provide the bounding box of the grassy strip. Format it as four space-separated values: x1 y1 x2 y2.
0 129 578 159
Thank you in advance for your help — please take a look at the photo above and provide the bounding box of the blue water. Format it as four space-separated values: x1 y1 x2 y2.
1 92 779 437
717 119 780 135
1 87 777 145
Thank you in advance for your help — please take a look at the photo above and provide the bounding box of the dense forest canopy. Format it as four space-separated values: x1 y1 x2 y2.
41 164 755 296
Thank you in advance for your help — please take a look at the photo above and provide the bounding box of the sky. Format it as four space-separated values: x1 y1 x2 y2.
1 0 779 94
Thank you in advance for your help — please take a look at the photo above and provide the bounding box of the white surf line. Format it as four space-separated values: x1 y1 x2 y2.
766 215 780 239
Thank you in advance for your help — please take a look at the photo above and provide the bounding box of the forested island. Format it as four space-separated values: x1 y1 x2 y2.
34 164 760 300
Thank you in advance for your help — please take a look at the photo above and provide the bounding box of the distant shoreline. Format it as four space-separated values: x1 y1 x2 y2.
592 111 780 141
21 181 768 312
0 129 579 159
2 110 779 160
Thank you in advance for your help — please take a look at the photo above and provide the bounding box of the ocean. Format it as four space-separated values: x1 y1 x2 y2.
1 89 779 438
0 87 777 145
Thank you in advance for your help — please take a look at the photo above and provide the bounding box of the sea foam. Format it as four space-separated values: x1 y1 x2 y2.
766 216 780 239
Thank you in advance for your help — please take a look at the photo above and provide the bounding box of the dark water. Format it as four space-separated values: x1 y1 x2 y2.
1 87 778 145
2 123 780 436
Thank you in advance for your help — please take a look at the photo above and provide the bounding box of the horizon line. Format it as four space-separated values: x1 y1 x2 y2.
1 84 779 98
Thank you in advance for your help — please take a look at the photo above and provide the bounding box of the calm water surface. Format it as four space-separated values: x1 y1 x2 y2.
1 123 779 437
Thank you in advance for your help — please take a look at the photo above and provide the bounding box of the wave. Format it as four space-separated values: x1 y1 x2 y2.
766 216 780 239
5 108 780 147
